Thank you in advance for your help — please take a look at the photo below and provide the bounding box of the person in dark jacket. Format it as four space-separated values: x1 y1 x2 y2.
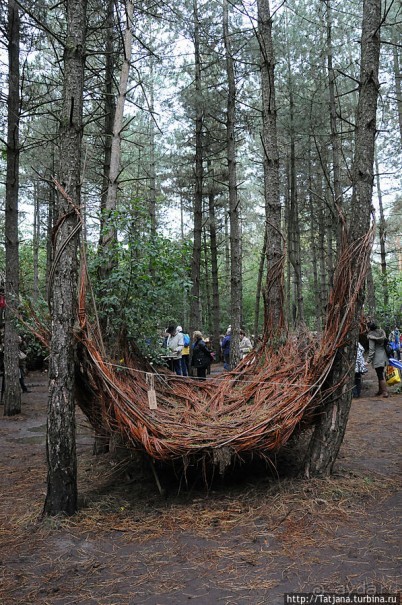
221 328 231 370
191 331 212 380
367 321 389 397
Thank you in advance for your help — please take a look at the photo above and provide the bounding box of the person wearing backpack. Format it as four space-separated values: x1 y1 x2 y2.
367 321 389 397
177 326 190 376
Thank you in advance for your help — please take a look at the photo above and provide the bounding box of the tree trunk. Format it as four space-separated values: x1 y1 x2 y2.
203 229 211 328
98 0 133 347
308 146 321 332
304 0 381 477
257 0 284 337
44 0 87 516
189 0 203 336
223 0 242 367
393 35 402 147
207 166 221 357
93 0 116 454
4 0 21 418
46 151 56 292
224 210 230 299
99 0 116 235
102 0 133 244
365 264 376 317
326 0 343 248
286 52 304 325
375 155 389 308
284 162 291 321
148 53 157 240
33 181 40 302
254 229 267 341
326 0 343 250
318 178 328 326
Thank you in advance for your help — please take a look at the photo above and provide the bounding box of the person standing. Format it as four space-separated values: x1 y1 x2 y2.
239 330 252 358
221 328 231 370
166 325 184 376
367 322 389 398
176 326 190 376
388 326 401 361
18 335 30 393
353 342 366 398
191 331 212 380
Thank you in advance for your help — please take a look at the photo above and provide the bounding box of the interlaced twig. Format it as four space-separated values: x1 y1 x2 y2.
72 222 374 464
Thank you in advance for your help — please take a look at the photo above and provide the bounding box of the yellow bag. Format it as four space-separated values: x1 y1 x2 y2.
385 365 401 386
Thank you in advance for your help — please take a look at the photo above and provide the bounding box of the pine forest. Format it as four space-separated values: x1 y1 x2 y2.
0 0 401 508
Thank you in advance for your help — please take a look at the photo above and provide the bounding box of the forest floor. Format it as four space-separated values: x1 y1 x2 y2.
0 366 401 605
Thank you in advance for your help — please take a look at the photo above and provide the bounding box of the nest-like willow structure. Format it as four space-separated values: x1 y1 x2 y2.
72 225 373 467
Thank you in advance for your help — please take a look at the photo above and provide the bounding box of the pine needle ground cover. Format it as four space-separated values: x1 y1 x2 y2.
0 370 400 605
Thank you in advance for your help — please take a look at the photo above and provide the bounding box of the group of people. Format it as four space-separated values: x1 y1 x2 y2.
164 325 213 380
220 327 253 371
164 318 397 393
164 324 254 380
354 321 401 399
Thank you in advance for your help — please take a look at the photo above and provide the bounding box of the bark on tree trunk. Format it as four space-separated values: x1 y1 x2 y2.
318 178 328 326
33 181 40 302
304 0 381 477
189 0 203 336
148 53 157 241
326 0 343 251
207 167 221 357
375 155 389 308
4 0 21 418
93 0 116 455
257 0 284 338
99 0 116 237
284 163 291 321
46 152 56 292
102 0 133 249
203 230 211 326
98 0 133 349
44 0 87 516
365 265 376 317
287 56 304 325
308 151 321 333
254 229 267 341
393 35 402 147
223 0 242 368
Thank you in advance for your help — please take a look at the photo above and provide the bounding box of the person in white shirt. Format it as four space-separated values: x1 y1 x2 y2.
166 325 184 375
239 330 252 358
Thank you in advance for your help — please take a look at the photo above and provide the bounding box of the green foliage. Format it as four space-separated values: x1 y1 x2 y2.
15 295 50 369
19 240 47 298
372 266 402 329
89 217 192 360
371 196 402 328
21 329 48 370
2 0 400 351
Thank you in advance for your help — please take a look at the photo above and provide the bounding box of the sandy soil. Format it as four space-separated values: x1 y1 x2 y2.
0 368 400 605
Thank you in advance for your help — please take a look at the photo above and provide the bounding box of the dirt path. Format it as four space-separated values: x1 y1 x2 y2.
0 369 400 605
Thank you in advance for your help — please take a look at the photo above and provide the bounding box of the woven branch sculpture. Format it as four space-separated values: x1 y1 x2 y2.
72 224 373 468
